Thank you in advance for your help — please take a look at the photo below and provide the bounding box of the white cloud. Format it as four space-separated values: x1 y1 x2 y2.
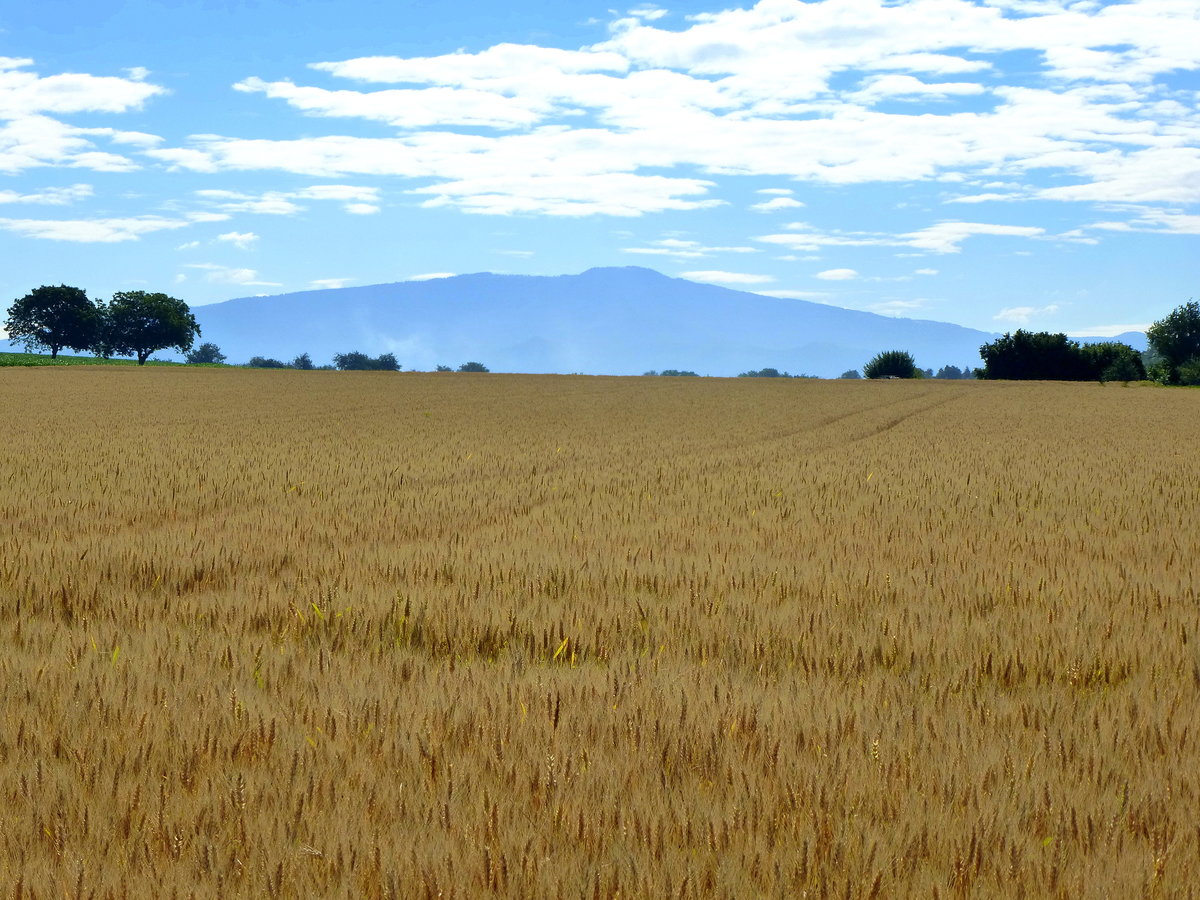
816 268 858 280
755 289 830 299
901 221 1047 253
185 263 281 286
412 173 722 217
0 214 192 242
310 277 353 289
139 0 1200 217
0 59 164 117
915 268 938 275
216 231 259 249
681 270 775 285
405 272 456 281
176 240 200 250
852 74 986 105
870 299 930 316
994 304 1060 325
750 196 806 212
622 237 759 259
1088 207 1200 235
0 183 92 205
195 184 381 216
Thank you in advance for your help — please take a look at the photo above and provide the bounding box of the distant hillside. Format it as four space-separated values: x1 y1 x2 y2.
185 267 997 377
1 268 1150 376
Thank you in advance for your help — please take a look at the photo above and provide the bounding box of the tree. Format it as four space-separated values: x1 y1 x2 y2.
186 342 226 364
435 365 453 372
863 350 918 379
1146 300 1200 384
4 284 100 359
1079 342 1145 383
246 356 288 368
839 369 861 379
935 364 964 379
977 331 1088 380
105 291 200 365
290 352 315 370
738 367 788 378
333 351 400 371
458 361 490 372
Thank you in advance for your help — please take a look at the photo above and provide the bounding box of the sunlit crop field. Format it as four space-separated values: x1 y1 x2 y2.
2 369 1198 898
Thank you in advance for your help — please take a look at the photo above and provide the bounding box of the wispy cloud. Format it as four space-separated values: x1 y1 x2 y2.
184 263 281 286
0 214 197 242
994 304 1060 325
681 270 774 285
144 0 1200 216
816 268 858 281
623 237 759 259
0 183 93 205
216 231 259 249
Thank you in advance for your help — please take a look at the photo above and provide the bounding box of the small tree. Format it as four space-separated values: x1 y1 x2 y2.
435 365 453 372
4 284 100 359
105 291 200 365
1146 300 1200 384
246 356 288 368
839 369 861 379
186 342 227 364
863 350 918 379
290 352 315 370
738 367 788 378
458 361 490 372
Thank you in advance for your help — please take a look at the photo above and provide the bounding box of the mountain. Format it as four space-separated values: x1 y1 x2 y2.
1 268 1150 376
184 267 996 377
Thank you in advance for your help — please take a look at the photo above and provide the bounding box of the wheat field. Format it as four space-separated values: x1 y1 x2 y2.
1 369 1198 898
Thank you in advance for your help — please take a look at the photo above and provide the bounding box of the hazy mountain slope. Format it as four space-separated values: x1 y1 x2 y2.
188 267 993 376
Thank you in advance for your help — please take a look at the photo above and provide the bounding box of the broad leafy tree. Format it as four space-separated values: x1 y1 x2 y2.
105 291 200 365
1079 342 1145 383
4 284 100 359
291 352 315 370
333 351 400 371
457 361 490 372
1146 300 1200 384
977 331 1087 380
979 331 1144 381
186 342 226 364
863 350 918 379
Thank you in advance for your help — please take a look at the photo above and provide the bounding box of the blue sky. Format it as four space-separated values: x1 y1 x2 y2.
2 0 1197 337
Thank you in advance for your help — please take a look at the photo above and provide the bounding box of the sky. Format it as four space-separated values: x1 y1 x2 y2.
1 0 1197 338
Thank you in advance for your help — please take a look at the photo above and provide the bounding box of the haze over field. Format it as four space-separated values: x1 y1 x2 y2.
2 0 1196 343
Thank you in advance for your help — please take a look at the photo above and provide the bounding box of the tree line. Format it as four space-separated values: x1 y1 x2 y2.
4 285 200 365
852 300 1199 384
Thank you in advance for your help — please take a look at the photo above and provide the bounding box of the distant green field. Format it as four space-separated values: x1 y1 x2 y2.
0 351 223 368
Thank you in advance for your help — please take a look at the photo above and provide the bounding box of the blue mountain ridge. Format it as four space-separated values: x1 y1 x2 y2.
2 267 1148 376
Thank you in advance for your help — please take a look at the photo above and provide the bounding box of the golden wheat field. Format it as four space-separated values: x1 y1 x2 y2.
1 368 1199 899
